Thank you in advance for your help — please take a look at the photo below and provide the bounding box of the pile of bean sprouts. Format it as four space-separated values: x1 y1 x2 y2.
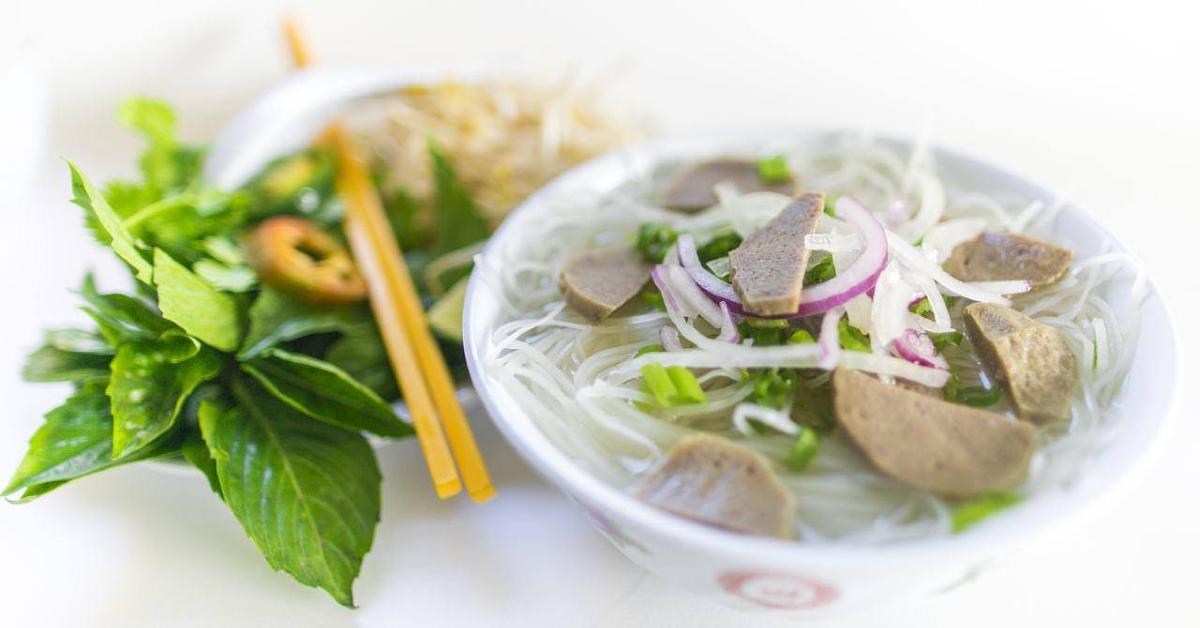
475 134 1147 543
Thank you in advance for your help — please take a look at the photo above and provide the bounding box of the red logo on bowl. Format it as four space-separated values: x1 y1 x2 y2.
718 570 838 610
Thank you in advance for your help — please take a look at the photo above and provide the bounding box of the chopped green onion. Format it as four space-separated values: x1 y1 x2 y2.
837 319 871 352
951 491 1023 532
640 286 666 311
743 368 800 409
930 330 964 353
787 329 816 344
744 318 789 329
640 364 676 407
633 223 679 263
942 364 1003 407
823 195 837 217
782 427 821 471
636 343 664 357
804 255 836 285
953 385 1003 407
640 363 706 407
667 366 706 404
738 321 783 346
755 155 790 183
696 231 743 262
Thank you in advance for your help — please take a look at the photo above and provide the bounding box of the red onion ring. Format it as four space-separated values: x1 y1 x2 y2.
673 196 889 320
659 326 684 352
890 328 949 369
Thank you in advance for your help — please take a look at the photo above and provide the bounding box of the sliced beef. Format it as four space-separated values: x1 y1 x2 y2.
728 192 826 316
663 159 797 213
832 368 1036 498
963 303 1078 425
944 232 1073 289
559 246 651 322
636 434 795 539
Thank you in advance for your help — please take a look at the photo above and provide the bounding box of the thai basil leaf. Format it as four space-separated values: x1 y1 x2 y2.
79 275 173 345
242 349 411 438
200 380 381 607
43 328 114 355
324 322 398 401
194 259 257 293
69 162 154 284
239 287 365 360
108 340 222 459
181 430 222 497
153 248 241 351
429 141 490 256
22 345 111 383
3 380 177 502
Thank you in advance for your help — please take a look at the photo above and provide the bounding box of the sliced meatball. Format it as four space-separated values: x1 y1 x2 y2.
559 246 651 322
963 303 1078 425
636 434 795 539
728 192 825 316
663 159 797 213
832 368 1036 498
944 232 1073 289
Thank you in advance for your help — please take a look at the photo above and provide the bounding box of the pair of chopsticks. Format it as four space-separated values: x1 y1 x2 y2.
283 18 494 503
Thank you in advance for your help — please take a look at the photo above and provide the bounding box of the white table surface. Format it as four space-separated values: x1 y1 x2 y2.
2 1 1198 626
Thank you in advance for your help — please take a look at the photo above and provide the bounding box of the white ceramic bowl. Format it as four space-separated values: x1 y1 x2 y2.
462 131 1180 617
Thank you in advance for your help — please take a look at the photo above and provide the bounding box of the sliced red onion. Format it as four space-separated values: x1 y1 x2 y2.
650 265 682 315
677 196 888 320
676 234 741 304
793 196 889 316
715 301 740 343
817 306 844 369
890 328 949 370
666 264 725 327
659 326 684 352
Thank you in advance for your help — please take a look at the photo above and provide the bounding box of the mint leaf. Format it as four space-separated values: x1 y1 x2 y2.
3 380 177 501
239 287 364 360
242 349 411 438
202 379 381 607
153 248 241 351
69 162 154 284
429 141 490 256
108 340 221 459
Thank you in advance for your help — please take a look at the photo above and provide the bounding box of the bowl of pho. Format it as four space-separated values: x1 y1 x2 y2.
463 130 1178 615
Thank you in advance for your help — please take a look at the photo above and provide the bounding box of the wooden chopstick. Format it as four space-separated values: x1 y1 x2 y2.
283 18 495 502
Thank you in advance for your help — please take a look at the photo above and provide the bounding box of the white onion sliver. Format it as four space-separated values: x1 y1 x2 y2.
666 264 724 327
676 234 741 304
966 280 1033 295
817 306 845 369
659 326 683 352
715 301 740 343
733 403 798 436
887 232 1011 305
805 232 863 253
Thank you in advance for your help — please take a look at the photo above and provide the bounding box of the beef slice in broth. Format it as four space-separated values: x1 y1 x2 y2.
636 434 795 539
944 232 1073 289
963 302 1078 425
559 246 651 322
832 368 1036 498
663 159 798 213
728 192 826 316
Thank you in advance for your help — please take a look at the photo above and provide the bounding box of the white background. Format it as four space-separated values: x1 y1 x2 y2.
2 1 1198 626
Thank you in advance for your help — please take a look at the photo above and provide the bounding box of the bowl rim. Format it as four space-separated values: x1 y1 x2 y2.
463 128 1182 565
